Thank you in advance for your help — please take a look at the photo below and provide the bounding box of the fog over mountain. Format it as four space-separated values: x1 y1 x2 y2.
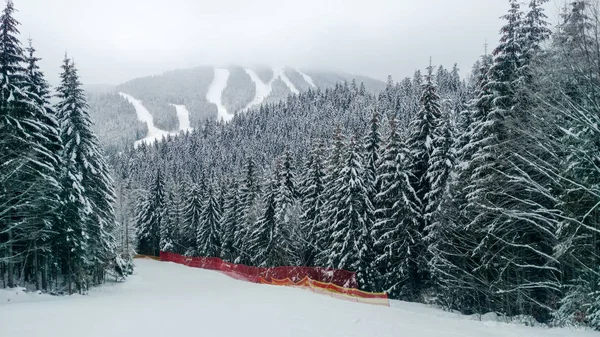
14 0 558 85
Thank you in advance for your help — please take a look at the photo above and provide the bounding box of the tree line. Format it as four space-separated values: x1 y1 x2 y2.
113 0 600 328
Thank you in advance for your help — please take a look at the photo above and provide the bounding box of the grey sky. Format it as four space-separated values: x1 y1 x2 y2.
15 0 560 85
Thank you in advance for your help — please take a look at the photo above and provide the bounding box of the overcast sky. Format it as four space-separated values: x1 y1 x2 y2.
15 0 561 85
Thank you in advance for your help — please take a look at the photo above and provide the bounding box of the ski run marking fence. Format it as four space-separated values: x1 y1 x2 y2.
134 254 161 261
157 251 389 307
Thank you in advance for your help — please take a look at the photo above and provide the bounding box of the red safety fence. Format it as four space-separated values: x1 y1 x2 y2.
158 252 389 306
159 251 358 288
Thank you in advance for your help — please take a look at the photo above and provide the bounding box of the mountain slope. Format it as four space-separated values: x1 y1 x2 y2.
88 66 385 150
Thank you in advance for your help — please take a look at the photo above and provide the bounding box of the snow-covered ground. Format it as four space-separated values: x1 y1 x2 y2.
170 104 193 133
206 68 232 122
119 92 189 147
0 259 594 337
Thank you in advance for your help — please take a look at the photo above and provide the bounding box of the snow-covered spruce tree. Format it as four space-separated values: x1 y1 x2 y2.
314 127 346 267
248 165 285 267
378 75 398 117
299 139 326 266
424 102 453 227
165 176 185 254
405 61 442 295
235 157 261 264
466 0 559 321
160 190 177 253
372 117 420 298
113 154 136 275
520 0 551 84
325 137 376 291
274 150 301 265
464 1 527 314
363 109 382 212
55 56 119 290
196 185 221 257
552 0 594 105
0 1 62 289
546 1 600 327
20 40 63 290
135 168 166 257
220 178 242 262
181 183 203 256
426 53 493 314
423 107 454 297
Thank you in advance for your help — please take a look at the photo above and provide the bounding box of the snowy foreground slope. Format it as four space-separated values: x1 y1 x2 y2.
0 260 594 337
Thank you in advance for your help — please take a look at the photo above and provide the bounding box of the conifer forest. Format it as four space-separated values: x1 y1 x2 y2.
2 0 600 331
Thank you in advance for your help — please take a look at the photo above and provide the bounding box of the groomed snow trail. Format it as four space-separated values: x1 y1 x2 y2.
299 70 317 88
243 67 299 111
274 67 299 95
243 68 274 111
206 68 232 122
170 104 193 133
119 92 174 147
0 259 595 337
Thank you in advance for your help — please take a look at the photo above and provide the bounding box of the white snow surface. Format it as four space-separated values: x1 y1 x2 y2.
119 92 188 147
244 67 299 111
244 68 274 111
275 67 299 95
206 68 232 122
0 259 595 337
299 70 317 88
170 104 193 133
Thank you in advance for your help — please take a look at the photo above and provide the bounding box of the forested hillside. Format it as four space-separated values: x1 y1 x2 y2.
111 0 600 328
86 66 386 151
87 92 148 153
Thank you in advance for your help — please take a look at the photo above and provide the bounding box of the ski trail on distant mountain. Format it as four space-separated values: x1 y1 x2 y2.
119 92 179 148
170 104 193 132
298 71 317 88
206 68 232 122
244 68 275 111
244 67 301 111
119 92 156 131
274 68 299 94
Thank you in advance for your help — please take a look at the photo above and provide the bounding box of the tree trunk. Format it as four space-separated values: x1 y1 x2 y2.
125 219 129 259
34 243 40 290
41 253 48 291
1 255 5 288
7 229 14 288
67 251 72 295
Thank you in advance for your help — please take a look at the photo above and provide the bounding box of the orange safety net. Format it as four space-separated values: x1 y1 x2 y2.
160 251 389 307
259 276 390 307
134 254 161 261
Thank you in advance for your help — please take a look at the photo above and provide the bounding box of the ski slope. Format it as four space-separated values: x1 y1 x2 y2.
243 68 274 111
243 67 300 111
0 259 594 337
119 93 190 147
274 67 299 95
206 68 232 122
170 104 193 133
299 70 317 88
